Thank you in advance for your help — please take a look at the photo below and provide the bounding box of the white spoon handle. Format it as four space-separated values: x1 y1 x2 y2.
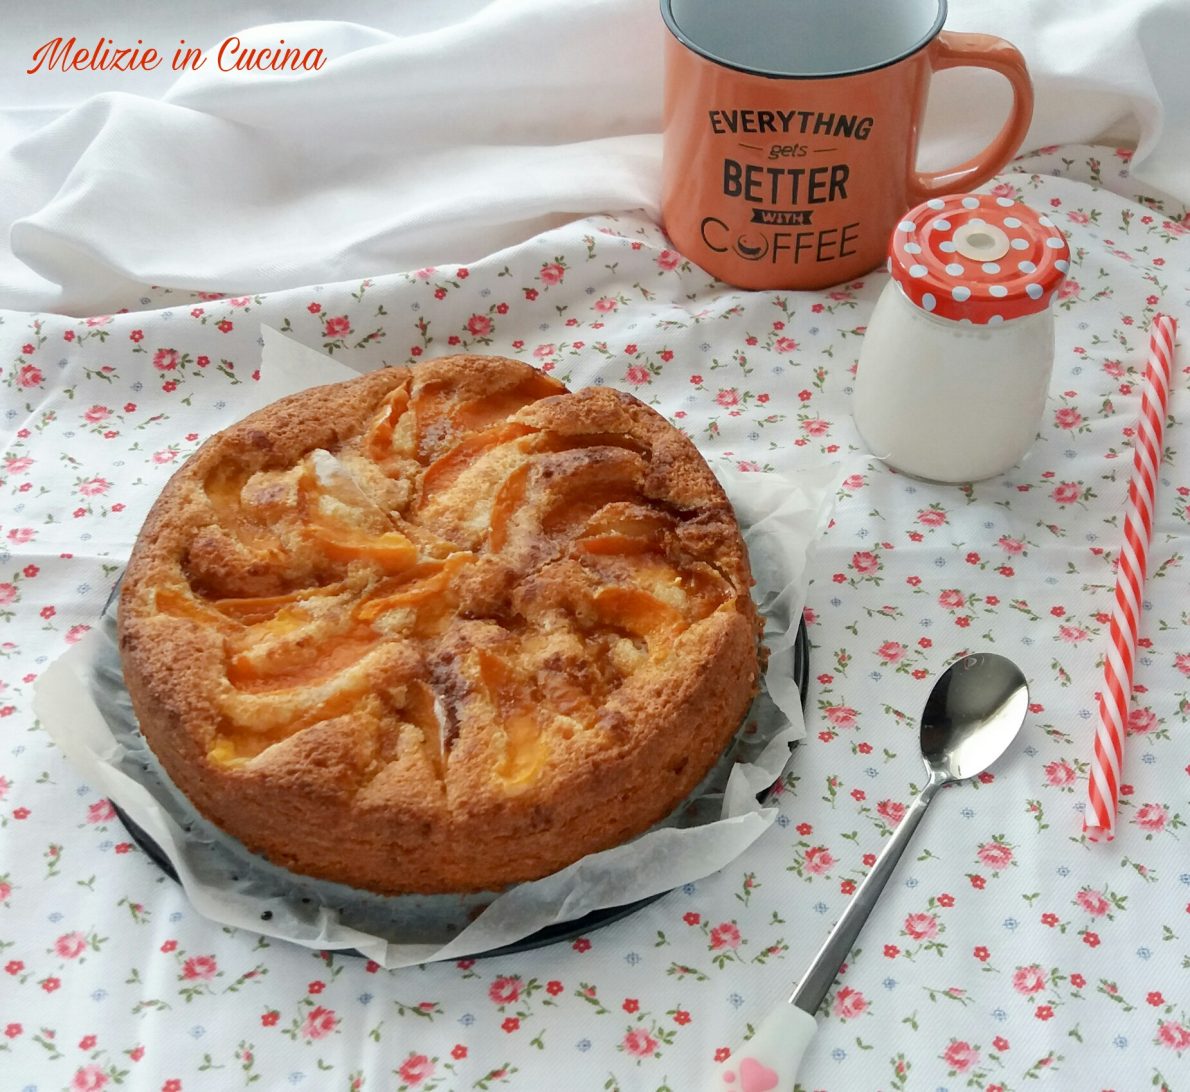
724 774 943 1088
718 1004 817 1091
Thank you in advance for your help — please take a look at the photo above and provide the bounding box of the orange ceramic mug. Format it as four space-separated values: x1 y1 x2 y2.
660 0 1033 290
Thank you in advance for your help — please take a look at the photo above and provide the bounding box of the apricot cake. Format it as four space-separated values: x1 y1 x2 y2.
118 355 761 894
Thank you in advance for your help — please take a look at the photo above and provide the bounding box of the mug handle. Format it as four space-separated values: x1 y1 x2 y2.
908 31 1034 202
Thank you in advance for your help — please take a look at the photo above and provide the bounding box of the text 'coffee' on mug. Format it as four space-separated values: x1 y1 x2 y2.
660 0 1034 291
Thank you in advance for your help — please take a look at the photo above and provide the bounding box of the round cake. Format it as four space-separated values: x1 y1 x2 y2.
118 355 761 894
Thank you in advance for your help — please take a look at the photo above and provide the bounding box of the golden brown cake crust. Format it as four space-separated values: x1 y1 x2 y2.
118 355 761 894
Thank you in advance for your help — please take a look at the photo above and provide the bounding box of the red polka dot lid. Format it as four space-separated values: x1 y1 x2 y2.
888 193 1070 324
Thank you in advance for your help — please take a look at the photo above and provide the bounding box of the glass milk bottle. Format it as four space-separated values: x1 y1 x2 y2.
852 193 1070 482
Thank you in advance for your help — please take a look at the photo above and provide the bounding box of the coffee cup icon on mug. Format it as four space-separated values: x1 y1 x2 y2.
660 0 1034 290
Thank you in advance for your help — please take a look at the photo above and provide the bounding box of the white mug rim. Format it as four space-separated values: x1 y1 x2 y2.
660 0 949 80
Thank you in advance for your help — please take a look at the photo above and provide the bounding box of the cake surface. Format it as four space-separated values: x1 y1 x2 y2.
118 355 761 894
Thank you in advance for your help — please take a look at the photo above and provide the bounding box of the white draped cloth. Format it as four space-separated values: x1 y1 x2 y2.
1 0 1188 314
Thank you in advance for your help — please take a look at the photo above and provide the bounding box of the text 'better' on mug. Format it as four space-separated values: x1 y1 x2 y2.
660 0 1034 290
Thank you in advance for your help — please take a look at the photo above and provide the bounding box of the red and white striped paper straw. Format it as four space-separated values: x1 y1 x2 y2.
1084 314 1176 840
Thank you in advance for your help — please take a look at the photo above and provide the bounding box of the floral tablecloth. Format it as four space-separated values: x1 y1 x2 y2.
1 145 1188 1092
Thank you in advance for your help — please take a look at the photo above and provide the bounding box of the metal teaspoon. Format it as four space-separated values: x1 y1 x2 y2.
721 652 1029 1091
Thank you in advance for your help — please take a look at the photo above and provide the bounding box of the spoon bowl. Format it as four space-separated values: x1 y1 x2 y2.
921 652 1031 781
723 652 1029 1091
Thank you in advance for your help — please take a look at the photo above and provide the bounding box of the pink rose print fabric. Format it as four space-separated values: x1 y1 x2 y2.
1 146 1188 1090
